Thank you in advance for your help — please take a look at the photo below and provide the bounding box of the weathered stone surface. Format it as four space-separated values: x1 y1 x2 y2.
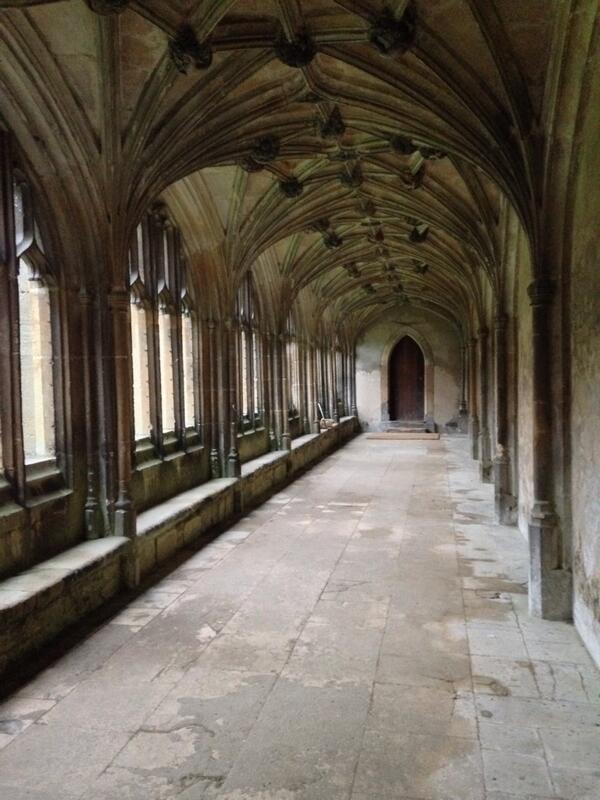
0 435 597 799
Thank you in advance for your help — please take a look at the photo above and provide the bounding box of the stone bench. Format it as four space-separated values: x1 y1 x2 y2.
0 417 358 678
135 478 237 576
0 537 128 675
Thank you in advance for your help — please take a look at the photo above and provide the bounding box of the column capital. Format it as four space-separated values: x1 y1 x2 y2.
494 313 509 332
107 288 129 310
86 0 129 12
527 277 556 307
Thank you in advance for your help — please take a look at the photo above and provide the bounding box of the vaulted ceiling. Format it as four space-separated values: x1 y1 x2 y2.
0 0 567 336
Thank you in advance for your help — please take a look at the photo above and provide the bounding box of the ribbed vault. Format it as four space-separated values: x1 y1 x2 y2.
0 0 590 340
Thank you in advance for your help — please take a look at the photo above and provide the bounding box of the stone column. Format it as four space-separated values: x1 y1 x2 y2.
225 319 240 477
107 289 135 539
206 320 220 478
280 334 291 450
527 278 572 620
468 337 480 460
493 312 514 523
308 344 320 433
271 333 282 447
214 320 229 474
350 345 358 417
265 333 278 450
459 343 468 415
328 350 338 422
478 327 492 481
81 290 104 537
333 349 340 422
299 340 309 433
344 347 351 417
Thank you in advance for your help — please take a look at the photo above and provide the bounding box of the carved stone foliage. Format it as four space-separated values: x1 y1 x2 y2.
390 135 418 155
359 199 377 217
252 136 280 163
323 231 343 249
418 146 446 160
369 4 416 56
275 29 317 67
279 178 303 198
311 218 330 234
319 107 345 140
339 163 363 189
241 136 281 172
412 259 429 274
400 165 425 190
169 25 212 74
409 224 429 243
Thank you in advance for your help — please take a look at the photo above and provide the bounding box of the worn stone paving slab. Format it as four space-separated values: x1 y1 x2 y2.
0 435 599 799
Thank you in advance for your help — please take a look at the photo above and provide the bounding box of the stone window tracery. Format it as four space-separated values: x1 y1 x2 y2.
128 206 199 458
0 155 65 507
13 177 58 466
286 313 300 418
235 272 262 432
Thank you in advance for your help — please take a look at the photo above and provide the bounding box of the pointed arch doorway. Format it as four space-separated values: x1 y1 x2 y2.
389 336 425 421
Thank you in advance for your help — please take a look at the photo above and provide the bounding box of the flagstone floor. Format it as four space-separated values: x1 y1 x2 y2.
1 435 599 800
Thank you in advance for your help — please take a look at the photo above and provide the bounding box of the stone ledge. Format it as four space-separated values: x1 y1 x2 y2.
0 417 358 678
135 478 237 576
291 433 320 449
240 450 290 509
0 538 128 624
136 478 236 539
0 537 128 675
241 450 288 476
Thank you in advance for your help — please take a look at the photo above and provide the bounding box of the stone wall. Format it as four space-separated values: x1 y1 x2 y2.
355 307 462 432
516 237 534 540
570 73 600 667
0 418 357 679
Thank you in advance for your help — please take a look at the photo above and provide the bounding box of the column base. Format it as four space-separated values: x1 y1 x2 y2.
210 448 221 479
495 491 517 525
528 502 572 621
469 415 479 459
479 461 493 483
124 540 141 589
479 427 492 482
113 497 135 539
227 453 241 478
84 500 104 540
493 451 516 524
424 414 436 433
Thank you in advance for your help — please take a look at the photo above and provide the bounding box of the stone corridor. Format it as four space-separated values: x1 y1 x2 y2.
1 435 599 800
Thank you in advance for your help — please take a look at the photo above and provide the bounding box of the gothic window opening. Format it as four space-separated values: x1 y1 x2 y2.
286 314 300 418
18 258 56 463
14 178 58 467
181 310 195 429
128 206 199 457
235 272 262 431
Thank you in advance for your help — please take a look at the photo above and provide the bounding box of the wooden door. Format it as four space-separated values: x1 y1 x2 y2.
389 336 425 420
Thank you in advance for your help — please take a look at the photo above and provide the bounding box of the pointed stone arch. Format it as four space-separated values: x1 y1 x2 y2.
380 326 435 428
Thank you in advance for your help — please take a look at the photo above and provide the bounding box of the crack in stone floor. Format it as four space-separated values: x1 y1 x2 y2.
0 435 599 800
